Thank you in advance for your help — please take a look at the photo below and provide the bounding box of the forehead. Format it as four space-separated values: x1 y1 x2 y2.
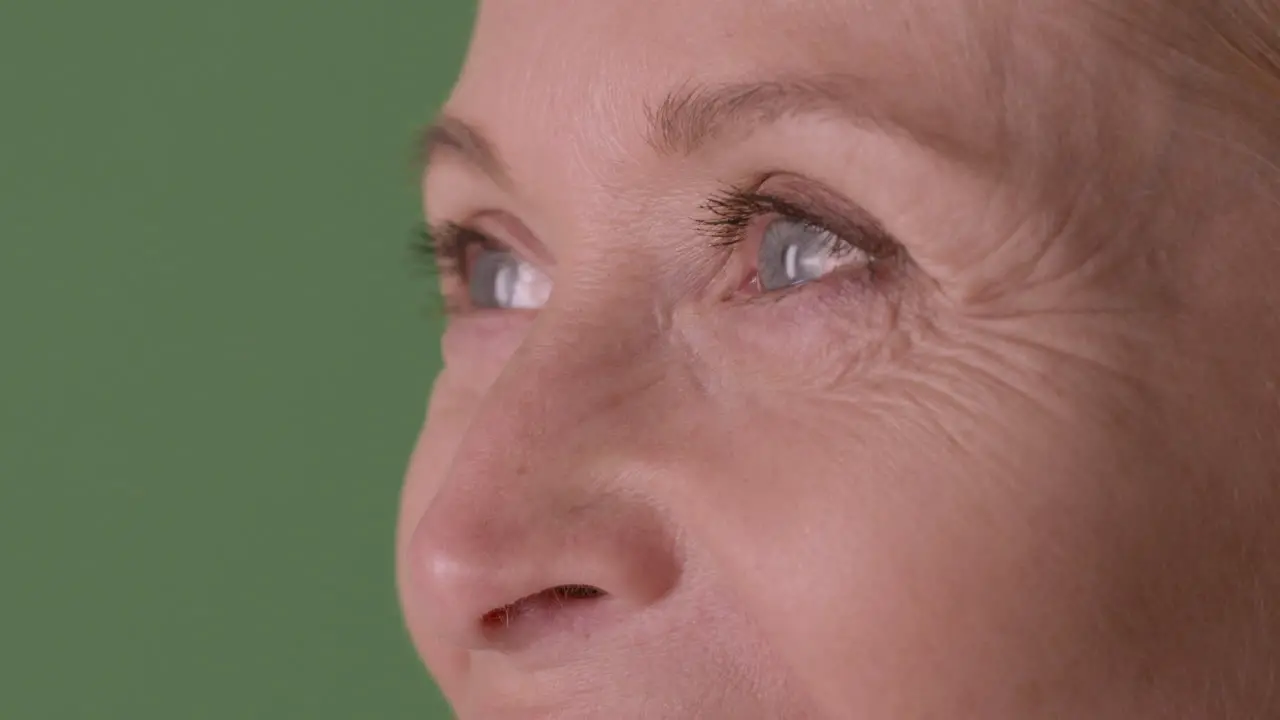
459 0 1002 83
447 0 1021 176
462 0 995 77
433 0 1161 242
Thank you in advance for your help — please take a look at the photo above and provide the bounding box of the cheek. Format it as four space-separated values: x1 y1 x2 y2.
440 313 531 378
676 266 929 397
677 329 1158 714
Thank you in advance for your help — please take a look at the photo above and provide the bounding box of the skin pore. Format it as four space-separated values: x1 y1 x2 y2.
397 1 1280 717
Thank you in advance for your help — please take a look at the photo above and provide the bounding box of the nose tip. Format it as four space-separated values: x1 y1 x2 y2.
407 487 681 652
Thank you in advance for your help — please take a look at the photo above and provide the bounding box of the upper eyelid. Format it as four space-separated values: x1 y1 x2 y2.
429 220 554 278
696 182 901 269
752 190 885 244
697 189 847 245
423 222 482 261
747 194 831 230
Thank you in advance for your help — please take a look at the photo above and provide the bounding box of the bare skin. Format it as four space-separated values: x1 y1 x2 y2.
397 1 1280 717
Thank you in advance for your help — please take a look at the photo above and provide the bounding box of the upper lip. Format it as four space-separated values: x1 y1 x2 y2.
458 709 558 720
458 621 665 720
456 690 569 720
458 645 591 718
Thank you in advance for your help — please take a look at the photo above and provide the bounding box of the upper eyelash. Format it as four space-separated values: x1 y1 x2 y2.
698 186 903 270
418 189 892 275
411 223 442 265
696 189 828 247
411 222 488 273
419 189 836 260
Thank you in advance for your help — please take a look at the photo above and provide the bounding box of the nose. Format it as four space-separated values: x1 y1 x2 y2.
406 340 683 652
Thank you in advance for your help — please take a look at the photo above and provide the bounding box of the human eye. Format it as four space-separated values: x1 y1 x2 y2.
697 179 902 296
755 217 867 291
414 222 551 312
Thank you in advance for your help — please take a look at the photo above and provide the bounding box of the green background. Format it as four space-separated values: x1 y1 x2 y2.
0 2 470 717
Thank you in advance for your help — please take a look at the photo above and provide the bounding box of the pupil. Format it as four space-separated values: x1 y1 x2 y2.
759 219 825 291
470 251 520 308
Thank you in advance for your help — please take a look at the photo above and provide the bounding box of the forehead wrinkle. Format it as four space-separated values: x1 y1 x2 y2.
631 2 1035 175
457 0 1173 233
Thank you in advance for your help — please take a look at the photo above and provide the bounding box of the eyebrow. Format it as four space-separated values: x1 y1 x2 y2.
418 115 512 185
645 76 971 159
419 75 978 183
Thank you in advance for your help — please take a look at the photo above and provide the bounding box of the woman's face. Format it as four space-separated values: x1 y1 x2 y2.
397 1 1280 717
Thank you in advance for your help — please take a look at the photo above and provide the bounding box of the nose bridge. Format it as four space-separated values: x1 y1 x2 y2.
476 295 673 477
408 300 682 649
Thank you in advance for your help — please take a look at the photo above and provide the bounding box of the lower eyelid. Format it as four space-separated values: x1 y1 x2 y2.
441 310 537 366
739 253 893 306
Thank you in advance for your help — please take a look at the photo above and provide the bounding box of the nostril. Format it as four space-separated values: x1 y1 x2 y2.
480 584 608 629
555 583 606 600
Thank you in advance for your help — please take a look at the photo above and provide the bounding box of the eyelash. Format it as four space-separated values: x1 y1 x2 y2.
696 188 829 246
412 222 489 278
411 188 899 291
696 186 899 276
